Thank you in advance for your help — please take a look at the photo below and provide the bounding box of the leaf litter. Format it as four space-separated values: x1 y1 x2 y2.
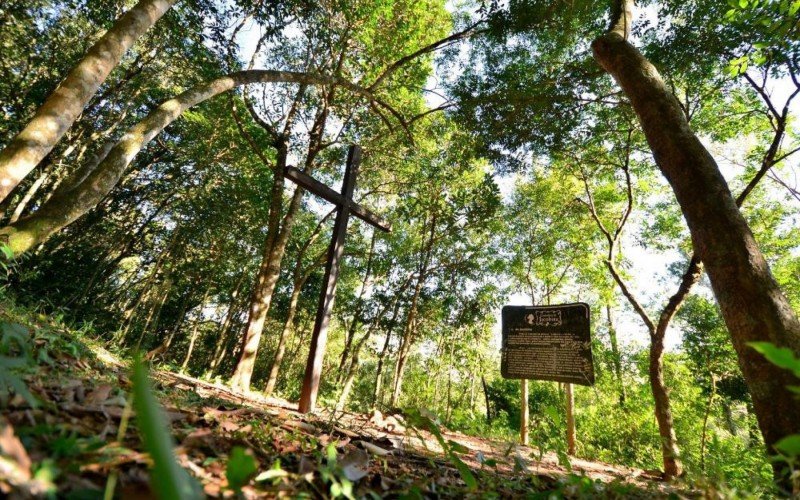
0 314 688 498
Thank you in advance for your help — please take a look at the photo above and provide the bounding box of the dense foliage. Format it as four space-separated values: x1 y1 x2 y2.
1 0 799 496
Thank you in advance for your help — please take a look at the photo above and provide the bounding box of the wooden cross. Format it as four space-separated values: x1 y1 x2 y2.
284 145 391 413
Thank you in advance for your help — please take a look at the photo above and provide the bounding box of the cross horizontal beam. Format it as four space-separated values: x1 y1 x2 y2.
284 165 391 232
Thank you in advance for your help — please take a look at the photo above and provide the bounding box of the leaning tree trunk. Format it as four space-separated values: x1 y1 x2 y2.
0 0 177 203
593 0 800 484
0 70 380 255
230 171 303 391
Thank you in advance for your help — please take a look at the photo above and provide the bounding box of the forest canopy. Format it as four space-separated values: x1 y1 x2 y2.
0 0 799 497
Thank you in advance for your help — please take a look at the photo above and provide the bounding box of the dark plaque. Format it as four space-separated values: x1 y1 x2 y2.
501 303 594 386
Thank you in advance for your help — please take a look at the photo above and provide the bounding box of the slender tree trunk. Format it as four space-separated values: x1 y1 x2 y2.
372 298 403 407
263 277 304 396
336 290 403 411
210 302 244 375
230 89 335 393
606 304 626 404
482 375 492 423
262 214 332 395
648 332 681 477
0 0 177 202
230 170 301 391
181 288 211 372
389 320 414 407
338 233 377 377
700 375 717 472
208 271 247 374
8 170 49 224
145 295 188 361
133 276 171 351
584 161 684 477
594 2 800 484
389 214 436 407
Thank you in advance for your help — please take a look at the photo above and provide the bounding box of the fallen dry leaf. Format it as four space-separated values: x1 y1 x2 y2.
0 420 31 480
85 384 113 404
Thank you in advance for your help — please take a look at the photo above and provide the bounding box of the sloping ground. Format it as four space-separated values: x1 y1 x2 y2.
0 307 689 498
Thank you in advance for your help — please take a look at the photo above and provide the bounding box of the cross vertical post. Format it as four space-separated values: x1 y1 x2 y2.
297 146 359 413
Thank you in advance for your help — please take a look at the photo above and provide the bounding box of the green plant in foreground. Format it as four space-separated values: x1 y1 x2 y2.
0 321 37 408
404 408 478 491
225 446 258 494
131 358 203 499
749 342 800 492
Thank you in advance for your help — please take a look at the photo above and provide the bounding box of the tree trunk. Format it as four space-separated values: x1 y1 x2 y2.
133 276 171 351
263 275 304 396
338 233 377 377
648 332 681 477
145 295 188 362
230 162 302 391
582 138 684 477
0 70 378 255
593 2 800 482
0 0 176 202
181 288 211 372
336 291 403 411
606 304 626 404
372 298 404 407
8 169 49 224
208 271 247 374
389 319 414 408
389 213 436 407
263 212 332 395
482 375 492 423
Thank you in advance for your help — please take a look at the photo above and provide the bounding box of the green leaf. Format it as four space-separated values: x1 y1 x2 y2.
226 446 258 492
132 359 202 499
0 244 14 260
748 342 800 378
2 372 38 408
326 443 338 466
447 440 469 454
775 435 800 456
450 454 477 490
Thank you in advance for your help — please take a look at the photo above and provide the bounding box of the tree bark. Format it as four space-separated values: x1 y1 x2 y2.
208 271 248 374
229 79 340 393
337 233 377 379
0 0 177 202
336 283 407 411
372 298 403 407
263 251 325 396
181 287 211 372
8 169 49 224
389 213 436 407
230 148 302 392
606 304 626 404
0 70 384 255
581 135 683 477
593 2 800 482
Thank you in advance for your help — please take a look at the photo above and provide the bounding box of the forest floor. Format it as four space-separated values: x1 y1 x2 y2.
0 304 691 498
